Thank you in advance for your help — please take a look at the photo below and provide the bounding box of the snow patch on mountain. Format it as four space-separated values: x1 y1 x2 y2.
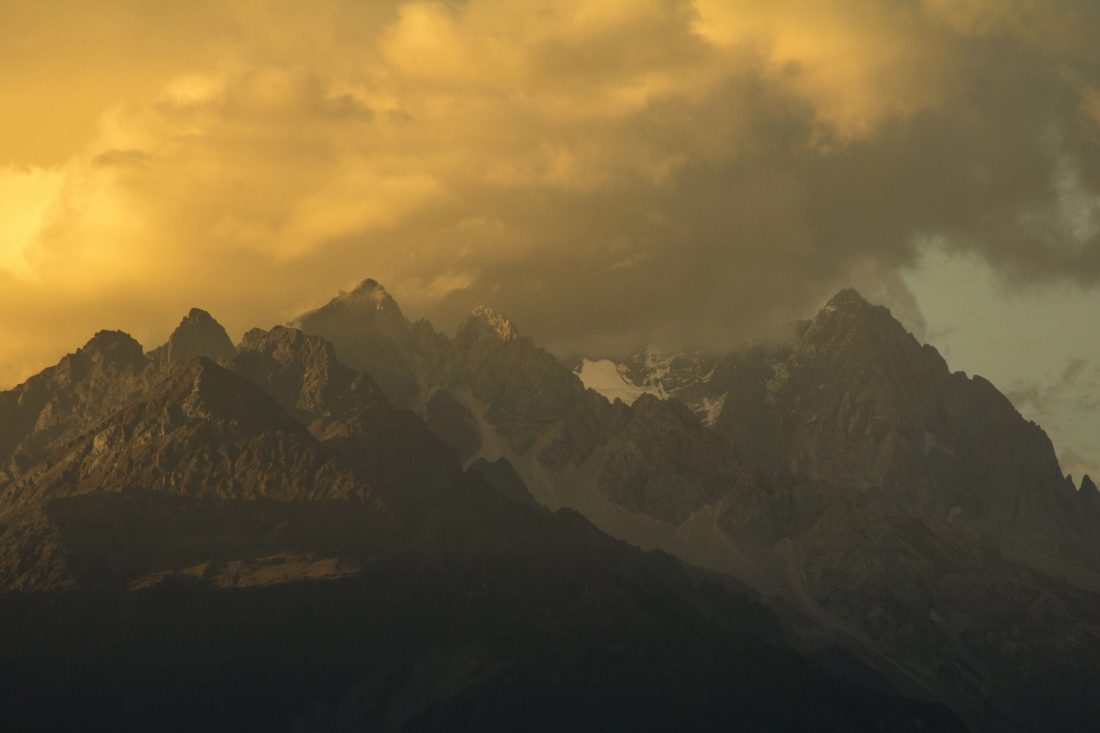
695 394 726 427
575 359 662 405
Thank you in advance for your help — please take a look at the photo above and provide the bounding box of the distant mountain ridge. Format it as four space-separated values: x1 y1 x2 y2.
0 277 1097 730
286 277 1100 731
0 289 975 732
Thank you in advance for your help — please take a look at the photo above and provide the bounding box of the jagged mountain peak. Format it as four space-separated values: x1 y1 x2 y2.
164 307 235 364
240 324 338 360
0 329 152 465
305 277 405 322
184 306 215 321
823 286 872 311
289 278 424 407
154 356 306 432
238 327 270 351
459 305 518 343
78 330 146 368
344 277 402 312
351 276 384 294
4 355 370 510
289 278 410 346
232 325 373 417
1083 474 1099 495
794 288 931 375
808 288 903 335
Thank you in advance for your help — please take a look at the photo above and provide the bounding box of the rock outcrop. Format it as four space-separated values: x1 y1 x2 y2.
157 307 236 365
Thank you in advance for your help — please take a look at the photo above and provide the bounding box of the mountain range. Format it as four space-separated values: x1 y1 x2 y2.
1 278 1097 731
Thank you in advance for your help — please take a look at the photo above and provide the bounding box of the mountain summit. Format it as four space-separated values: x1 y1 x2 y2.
458 305 519 343
294 278 407 330
162 308 236 364
341 278 404 313
289 279 421 406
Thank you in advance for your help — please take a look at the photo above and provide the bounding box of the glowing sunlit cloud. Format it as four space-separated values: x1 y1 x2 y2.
0 166 65 278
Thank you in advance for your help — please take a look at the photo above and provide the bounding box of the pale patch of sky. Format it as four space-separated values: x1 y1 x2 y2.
903 244 1100 483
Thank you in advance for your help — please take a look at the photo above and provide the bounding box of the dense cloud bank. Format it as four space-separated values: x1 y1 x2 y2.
2 0 1099 380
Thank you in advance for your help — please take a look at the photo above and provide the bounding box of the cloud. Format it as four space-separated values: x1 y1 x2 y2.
1007 358 1096 417
1 0 1100 386
1007 358 1100 481
1059 448 1100 487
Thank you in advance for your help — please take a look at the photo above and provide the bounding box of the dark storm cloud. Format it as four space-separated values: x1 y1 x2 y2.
1 0 1099 383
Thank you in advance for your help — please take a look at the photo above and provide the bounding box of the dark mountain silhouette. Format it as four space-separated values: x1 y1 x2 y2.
151 307 237 365
291 278 1100 731
288 278 440 407
0 303 966 732
1 281 1098 730
0 330 152 479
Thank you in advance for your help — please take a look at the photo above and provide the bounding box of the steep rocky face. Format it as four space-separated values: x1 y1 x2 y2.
3 358 372 513
764 484 1100 730
289 279 1100 554
232 326 461 499
597 395 739 523
1081 475 1100 538
234 325 386 424
710 289 1094 548
467 456 537 506
571 290 1098 560
0 307 969 732
278 278 1100 729
0 331 152 480
1 310 242 490
154 308 236 365
290 279 435 407
289 291 623 471
621 348 718 397
425 389 482 461
449 306 619 462
2 279 1098 729
707 340 795 466
0 507 78 591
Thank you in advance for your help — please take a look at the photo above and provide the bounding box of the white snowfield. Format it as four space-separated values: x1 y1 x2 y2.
576 352 726 424
575 359 657 405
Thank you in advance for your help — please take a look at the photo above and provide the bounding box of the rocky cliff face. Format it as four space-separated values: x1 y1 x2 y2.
232 325 461 501
0 299 966 733
448 305 620 462
710 289 1099 550
0 330 153 484
4 358 372 512
596 394 739 523
0 351 393 594
286 281 1100 561
153 307 237 365
4 279 1098 730
1 307 243 490
289 279 445 407
281 279 1100 730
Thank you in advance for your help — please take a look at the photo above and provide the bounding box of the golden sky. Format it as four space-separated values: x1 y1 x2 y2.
2 0 1099 473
